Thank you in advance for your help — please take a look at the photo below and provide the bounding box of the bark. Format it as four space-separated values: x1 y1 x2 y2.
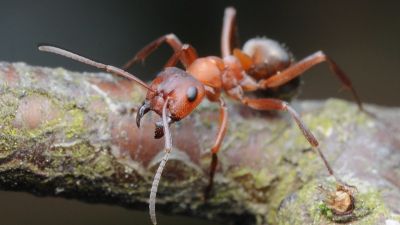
0 62 399 225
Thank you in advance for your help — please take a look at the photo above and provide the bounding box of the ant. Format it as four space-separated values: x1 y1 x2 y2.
38 6 363 225
123 2 363 209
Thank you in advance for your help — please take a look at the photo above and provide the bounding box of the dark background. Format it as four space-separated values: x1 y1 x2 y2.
0 1 399 225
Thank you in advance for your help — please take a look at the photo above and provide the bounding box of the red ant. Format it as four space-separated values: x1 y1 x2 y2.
38 6 362 225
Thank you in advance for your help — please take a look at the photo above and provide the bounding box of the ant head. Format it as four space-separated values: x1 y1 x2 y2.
136 67 205 128
240 38 293 79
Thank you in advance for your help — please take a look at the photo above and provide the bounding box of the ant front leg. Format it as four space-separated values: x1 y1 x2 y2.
164 44 198 68
221 7 240 58
241 97 337 178
204 98 228 199
258 51 363 110
123 33 184 70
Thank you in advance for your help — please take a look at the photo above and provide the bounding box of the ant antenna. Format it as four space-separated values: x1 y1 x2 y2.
38 45 155 92
149 98 172 225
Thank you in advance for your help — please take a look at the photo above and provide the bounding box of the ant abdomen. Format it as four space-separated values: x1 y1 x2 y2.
242 37 294 80
241 38 299 100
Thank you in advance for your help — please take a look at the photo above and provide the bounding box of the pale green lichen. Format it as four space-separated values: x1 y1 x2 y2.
64 108 85 139
0 88 88 143
46 142 96 171
392 214 400 222
78 151 113 177
303 99 369 141
266 169 298 223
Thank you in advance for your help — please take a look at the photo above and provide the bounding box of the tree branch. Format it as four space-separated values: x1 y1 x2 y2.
0 62 399 224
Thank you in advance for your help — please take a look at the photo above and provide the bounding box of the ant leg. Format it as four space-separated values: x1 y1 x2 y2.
164 44 198 68
233 49 254 70
258 51 363 110
149 99 172 225
123 33 183 70
241 97 337 178
204 98 228 199
221 7 240 58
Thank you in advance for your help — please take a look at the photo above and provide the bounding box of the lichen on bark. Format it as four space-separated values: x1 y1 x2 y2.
0 62 399 225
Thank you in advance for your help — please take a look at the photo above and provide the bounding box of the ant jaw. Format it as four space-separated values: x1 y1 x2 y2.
136 101 150 128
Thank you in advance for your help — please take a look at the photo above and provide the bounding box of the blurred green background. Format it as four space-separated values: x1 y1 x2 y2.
0 0 399 225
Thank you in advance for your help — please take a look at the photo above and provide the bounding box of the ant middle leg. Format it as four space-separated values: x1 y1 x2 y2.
204 98 228 199
257 51 363 110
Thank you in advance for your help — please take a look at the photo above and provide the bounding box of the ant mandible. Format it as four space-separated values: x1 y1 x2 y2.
38 6 363 225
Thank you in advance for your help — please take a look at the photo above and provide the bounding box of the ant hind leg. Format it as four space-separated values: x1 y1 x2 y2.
241 97 337 177
257 51 363 110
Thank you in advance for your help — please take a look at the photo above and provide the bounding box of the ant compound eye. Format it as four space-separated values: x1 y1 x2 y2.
186 86 198 102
